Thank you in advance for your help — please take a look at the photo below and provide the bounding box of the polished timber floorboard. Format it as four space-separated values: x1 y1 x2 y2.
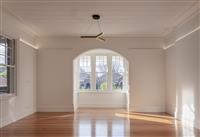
0 109 200 137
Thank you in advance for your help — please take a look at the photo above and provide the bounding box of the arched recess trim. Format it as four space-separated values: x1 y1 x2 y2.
73 48 130 111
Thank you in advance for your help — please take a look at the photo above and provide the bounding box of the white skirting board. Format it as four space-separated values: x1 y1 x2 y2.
37 106 74 112
78 104 126 108
129 106 165 113
0 107 36 128
166 106 176 116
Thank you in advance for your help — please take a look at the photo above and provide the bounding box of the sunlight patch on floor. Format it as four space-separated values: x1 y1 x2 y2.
115 112 175 124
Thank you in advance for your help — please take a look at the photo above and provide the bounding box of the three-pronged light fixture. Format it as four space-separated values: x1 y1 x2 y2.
80 14 105 42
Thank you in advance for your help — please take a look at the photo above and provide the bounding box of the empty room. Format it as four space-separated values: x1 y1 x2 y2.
0 0 200 136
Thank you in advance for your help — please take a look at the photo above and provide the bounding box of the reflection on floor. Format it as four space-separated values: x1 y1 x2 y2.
0 109 200 137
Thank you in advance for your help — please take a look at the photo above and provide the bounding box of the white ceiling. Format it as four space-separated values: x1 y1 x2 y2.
3 0 198 37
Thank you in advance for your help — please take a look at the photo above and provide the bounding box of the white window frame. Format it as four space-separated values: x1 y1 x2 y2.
77 53 128 92
95 55 108 91
79 56 92 91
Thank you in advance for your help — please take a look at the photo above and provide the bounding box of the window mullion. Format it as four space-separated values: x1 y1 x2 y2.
107 55 112 91
124 59 128 92
76 59 80 91
91 55 96 91
123 58 126 91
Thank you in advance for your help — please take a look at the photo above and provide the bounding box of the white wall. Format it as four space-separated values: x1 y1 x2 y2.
77 92 127 108
0 9 37 128
129 49 165 112
165 11 200 128
37 48 74 112
165 46 176 115
37 37 165 112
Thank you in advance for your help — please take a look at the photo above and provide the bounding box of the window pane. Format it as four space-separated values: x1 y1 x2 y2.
112 120 125 137
112 72 123 90
0 55 5 64
0 45 6 55
96 56 108 72
80 73 91 90
79 56 91 73
0 42 6 65
79 56 91 90
0 66 7 88
112 56 124 73
112 56 124 90
96 56 108 91
96 72 107 91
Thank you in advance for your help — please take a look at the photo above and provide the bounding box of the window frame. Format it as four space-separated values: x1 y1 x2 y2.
0 35 16 94
79 56 92 91
111 56 125 91
78 53 128 92
95 55 108 91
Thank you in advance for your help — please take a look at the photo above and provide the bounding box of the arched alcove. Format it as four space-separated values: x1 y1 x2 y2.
73 49 130 111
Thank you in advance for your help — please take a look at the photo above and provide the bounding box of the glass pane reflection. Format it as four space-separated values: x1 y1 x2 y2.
112 120 125 137
79 120 91 137
182 125 195 137
96 120 108 137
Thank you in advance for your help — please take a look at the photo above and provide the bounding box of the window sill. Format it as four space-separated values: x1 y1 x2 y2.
77 91 128 94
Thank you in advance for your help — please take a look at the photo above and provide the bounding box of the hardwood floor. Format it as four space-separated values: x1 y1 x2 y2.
0 109 200 137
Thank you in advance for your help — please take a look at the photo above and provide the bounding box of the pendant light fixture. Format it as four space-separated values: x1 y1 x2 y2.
80 14 105 42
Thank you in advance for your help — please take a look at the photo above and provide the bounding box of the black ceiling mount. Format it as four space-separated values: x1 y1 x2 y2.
92 14 100 20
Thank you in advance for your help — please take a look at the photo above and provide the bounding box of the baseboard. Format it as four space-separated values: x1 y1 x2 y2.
0 116 13 128
129 106 165 112
0 107 36 128
37 105 74 112
78 104 126 108
166 107 176 116
15 107 36 122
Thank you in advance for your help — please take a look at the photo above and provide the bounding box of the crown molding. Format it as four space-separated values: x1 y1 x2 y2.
2 0 198 3
163 1 200 37
1 6 39 38
19 38 39 49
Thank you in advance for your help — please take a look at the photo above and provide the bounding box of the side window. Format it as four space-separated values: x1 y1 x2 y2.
0 36 16 94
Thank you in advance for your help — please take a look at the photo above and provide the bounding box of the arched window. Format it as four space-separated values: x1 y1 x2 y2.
76 49 129 92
